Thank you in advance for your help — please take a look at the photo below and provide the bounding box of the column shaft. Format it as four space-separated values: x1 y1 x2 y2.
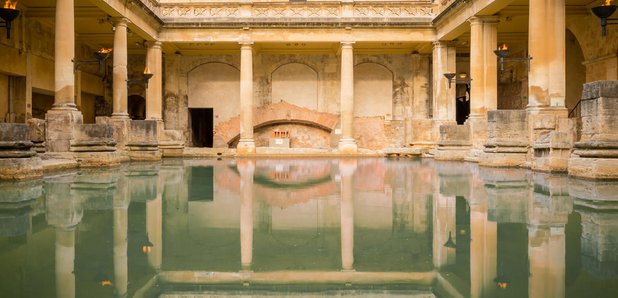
338 42 358 153
432 42 457 122
146 42 163 120
237 42 256 154
528 0 565 108
469 18 485 118
54 0 76 109
112 19 129 118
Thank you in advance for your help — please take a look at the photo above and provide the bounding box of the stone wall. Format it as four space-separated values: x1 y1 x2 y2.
165 52 430 149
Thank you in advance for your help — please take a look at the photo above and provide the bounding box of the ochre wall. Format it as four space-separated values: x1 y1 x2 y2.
166 53 429 148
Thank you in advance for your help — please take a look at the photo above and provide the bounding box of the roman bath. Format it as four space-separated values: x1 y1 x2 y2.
0 0 617 297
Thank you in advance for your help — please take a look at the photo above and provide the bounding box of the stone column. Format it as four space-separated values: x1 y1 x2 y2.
112 18 129 118
467 17 498 161
238 160 255 271
432 41 457 143
46 0 83 152
338 42 358 154
53 0 76 110
528 0 566 109
339 159 356 271
408 53 433 148
237 42 256 155
146 41 163 121
113 176 129 297
55 228 76 298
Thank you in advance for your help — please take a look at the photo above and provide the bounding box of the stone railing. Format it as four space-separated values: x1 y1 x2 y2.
154 1 436 23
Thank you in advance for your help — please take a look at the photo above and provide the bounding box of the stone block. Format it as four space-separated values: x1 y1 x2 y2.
570 179 618 209
0 123 42 180
435 124 471 161
160 129 185 157
27 118 46 153
127 120 161 161
71 124 116 152
480 110 528 167
0 180 43 209
409 119 435 147
45 109 83 152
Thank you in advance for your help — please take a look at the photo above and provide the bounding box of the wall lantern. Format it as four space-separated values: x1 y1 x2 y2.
592 0 617 37
0 0 20 39
443 72 472 88
142 234 154 254
128 67 154 89
494 43 532 72
443 231 457 248
73 48 113 74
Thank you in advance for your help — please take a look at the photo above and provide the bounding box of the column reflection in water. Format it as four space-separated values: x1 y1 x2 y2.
339 159 357 271
46 174 82 298
146 171 163 270
433 168 456 268
528 174 572 298
238 160 255 271
113 174 130 297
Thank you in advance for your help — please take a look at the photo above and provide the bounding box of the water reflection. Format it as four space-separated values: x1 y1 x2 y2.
0 158 617 297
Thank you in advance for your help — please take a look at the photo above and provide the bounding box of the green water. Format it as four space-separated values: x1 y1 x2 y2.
0 158 616 297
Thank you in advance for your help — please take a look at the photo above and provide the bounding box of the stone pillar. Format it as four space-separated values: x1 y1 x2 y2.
409 53 434 148
339 159 356 271
237 42 256 155
238 160 255 271
432 41 457 143
338 42 358 154
146 191 162 270
146 41 163 121
113 176 129 297
112 18 129 118
55 228 76 298
528 0 565 109
46 0 83 152
467 17 498 161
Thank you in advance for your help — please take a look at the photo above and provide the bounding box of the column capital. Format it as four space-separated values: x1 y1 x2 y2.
146 41 162 49
112 17 130 27
468 16 500 25
239 41 254 48
340 41 355 48
432 40 455 49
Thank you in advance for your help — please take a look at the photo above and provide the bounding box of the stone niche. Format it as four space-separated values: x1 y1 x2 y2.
569 81 618 179
479 110 528 167
0 123 42 180
434 124 471 161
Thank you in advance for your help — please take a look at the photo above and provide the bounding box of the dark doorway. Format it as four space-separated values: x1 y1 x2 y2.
190 108 214 147
455 84 470 125
128 95 146 120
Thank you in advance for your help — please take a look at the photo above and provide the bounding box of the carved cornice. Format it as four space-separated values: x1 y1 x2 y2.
137 1 436 25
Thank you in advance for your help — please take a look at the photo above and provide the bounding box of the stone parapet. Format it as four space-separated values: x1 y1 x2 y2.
479 110 528 167
27 118 46 153
0 123 42 180
70 124 122 168
569 81 618 179
159 129 185 157
434 123 471 161
127 120 161 161
532 118 575 173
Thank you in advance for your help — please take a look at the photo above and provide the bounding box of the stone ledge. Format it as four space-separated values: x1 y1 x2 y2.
582 80 618 100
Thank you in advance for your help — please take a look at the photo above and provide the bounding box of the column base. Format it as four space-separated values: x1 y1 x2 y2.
45 109 83 152
338 138 358 154
107 118 131 150
111 113 130 119
236 139 256 155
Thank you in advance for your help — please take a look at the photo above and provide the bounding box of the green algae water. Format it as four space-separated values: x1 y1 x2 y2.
0 158 617 297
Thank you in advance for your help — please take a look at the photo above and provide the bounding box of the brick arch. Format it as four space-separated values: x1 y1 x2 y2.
213 101 339 147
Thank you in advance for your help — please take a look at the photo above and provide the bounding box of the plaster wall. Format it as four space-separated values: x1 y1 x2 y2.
167 53 429 149
566 15 618 82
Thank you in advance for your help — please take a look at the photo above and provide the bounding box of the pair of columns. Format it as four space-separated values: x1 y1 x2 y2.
235 42 358 155
52 0 162 120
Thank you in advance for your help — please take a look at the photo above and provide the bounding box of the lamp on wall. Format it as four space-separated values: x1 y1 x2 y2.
592 0 617 37
0 0 20 39
73 48 113 73
443 72 472 88
127 67 154 88
443 231 457 248
494 43 532 71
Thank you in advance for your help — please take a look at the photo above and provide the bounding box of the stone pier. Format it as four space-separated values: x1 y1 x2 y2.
479 110 528 167
0 123 42 180
126 120 162 161
569 81 618 179
434 124 471 161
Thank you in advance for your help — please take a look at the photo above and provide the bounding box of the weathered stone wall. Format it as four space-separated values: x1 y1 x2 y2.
165 52 428 149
